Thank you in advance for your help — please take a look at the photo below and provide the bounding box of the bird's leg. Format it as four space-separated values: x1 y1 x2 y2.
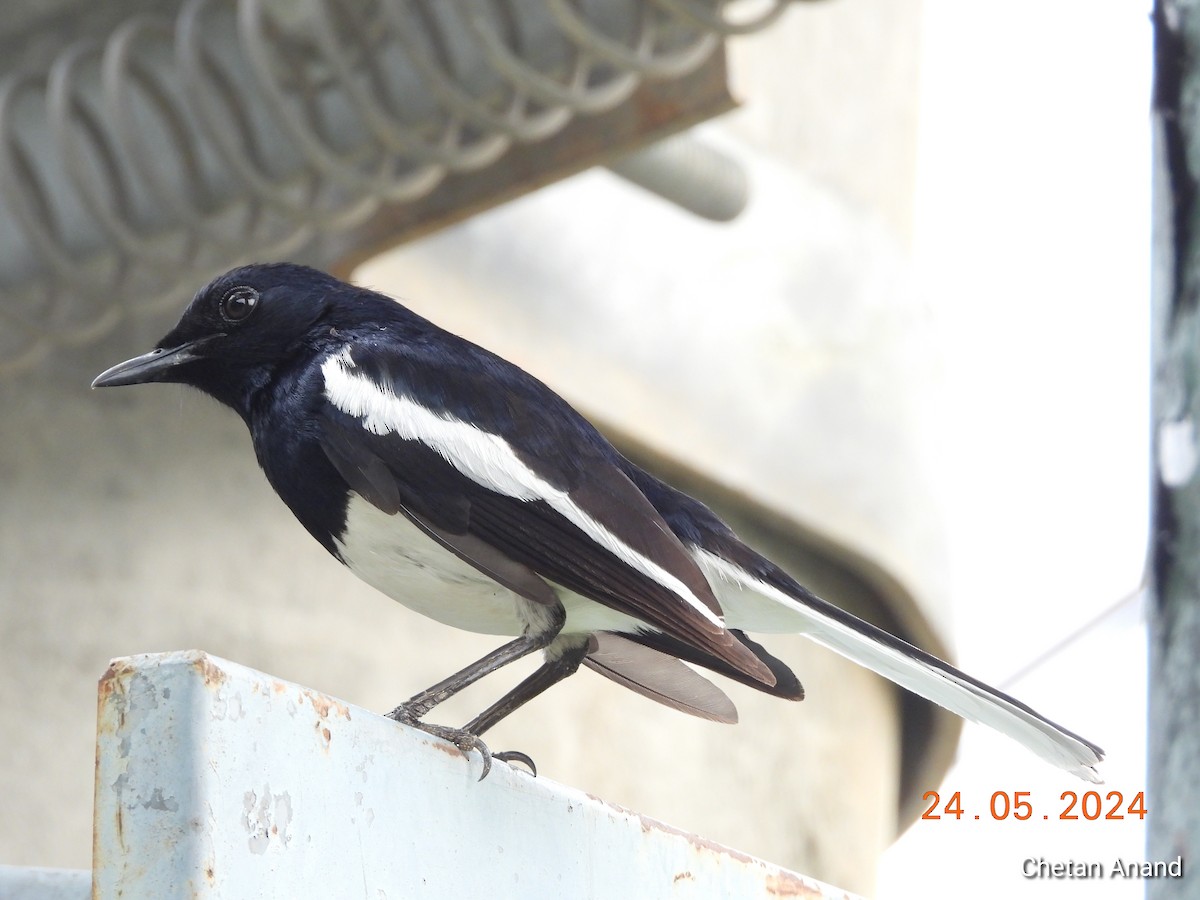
386 605 566 779
388 633 548 722
467 637 590 736
465 637 592 776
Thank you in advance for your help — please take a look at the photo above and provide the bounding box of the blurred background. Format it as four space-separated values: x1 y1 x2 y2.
0 1 1151 896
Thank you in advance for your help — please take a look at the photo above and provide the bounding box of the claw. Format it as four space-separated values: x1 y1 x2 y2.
388 715 497 779
387 707 534 780
466 734 493 781
494 750 537 776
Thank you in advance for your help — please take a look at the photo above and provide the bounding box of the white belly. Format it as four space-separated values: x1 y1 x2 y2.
334 494 648 637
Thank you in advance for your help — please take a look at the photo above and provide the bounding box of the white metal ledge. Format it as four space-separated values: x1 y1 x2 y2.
0 866 89 900
90 650 855 899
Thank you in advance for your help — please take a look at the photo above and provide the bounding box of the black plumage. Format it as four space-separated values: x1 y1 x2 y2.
93 262 1104 782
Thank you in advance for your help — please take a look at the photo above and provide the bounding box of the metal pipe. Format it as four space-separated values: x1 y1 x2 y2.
607 132 748 221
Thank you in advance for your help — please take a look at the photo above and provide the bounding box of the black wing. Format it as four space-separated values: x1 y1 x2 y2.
316 340 776 687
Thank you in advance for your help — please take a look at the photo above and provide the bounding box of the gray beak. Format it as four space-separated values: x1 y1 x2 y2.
91 338 212 388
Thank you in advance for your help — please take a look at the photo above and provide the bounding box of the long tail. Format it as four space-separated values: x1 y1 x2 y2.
692 540 1105 783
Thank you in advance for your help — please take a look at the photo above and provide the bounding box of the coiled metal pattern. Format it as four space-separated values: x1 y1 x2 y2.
0 0 788 374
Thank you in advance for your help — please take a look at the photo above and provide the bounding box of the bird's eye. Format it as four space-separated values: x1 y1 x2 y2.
219 286 259 324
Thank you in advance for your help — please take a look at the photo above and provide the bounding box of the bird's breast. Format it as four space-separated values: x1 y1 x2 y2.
333 493 654 639
335 493 526 636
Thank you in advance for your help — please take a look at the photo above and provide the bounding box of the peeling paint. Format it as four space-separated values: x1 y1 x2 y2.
128 673 160 712
355 754 373 783
274 793 294 844
243 785 293 854
94 652 849 898
142 788 180 812
112 773 180 814
212 690 245 722
243 790 269 855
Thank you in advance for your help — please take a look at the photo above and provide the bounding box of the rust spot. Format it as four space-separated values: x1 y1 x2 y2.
429 740 465 759
631 811 760 866
584 789 821 886
764 873 828 898
205 865 216 883
308 692 331 717
582 789 767 867
97 658 137 701
303 690 352 720
272 680 288 695
322 727 332 743
195 656 229 688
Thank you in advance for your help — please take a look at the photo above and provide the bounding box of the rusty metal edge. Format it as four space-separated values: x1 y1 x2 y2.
90 650 861 899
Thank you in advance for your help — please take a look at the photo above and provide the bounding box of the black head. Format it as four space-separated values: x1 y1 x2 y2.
93 263 344 414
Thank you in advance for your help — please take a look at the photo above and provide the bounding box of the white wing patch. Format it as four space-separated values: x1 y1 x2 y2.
321 348 721 628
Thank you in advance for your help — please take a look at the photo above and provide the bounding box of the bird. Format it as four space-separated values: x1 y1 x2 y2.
92 262 1105 782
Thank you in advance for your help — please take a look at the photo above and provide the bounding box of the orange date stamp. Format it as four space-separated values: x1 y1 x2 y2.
921 789 1147 822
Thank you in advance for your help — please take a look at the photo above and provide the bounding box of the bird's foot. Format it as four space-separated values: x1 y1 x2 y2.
413 721 497 780
386 705 536 780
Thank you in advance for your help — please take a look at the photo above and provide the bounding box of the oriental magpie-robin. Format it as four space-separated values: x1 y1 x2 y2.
93 263 1104 782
